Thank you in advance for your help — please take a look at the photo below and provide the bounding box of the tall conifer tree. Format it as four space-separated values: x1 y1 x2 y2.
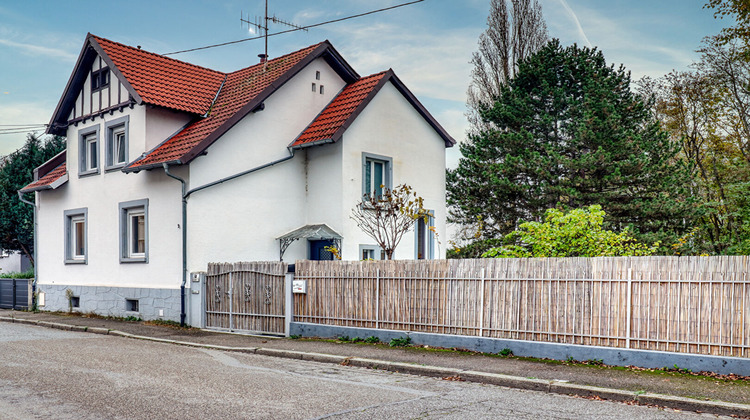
448 40 697 250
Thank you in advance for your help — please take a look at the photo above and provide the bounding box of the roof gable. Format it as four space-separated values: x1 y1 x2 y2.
291 70 456 149
125 41 359 172
48 34 226 135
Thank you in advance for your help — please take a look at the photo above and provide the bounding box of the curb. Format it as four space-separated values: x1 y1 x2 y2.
2 316 748 418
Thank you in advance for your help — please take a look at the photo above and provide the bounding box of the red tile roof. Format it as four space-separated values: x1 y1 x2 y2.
126 43 325 170
92 36 225 115
20 162 67 192
291 71 388 148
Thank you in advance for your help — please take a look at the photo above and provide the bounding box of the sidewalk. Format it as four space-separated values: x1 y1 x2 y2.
2 309 748 417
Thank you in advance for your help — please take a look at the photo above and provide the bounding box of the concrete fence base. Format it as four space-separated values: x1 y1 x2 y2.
290 322 750 376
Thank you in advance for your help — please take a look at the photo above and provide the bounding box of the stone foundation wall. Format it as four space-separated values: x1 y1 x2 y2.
38 284 181 321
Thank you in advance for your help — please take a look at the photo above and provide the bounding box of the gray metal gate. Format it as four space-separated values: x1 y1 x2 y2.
0 278 30 310
205 262 287 335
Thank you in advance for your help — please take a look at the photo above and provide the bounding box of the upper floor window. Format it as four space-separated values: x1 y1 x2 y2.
91 67 110 91
105 116 129 170
78 125 100 177
362 153 392 198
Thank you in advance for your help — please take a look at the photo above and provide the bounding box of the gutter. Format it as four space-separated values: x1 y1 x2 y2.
162 150 295 327
17 191 37 310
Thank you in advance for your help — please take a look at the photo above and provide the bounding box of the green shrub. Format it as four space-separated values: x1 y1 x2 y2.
389 336 412 347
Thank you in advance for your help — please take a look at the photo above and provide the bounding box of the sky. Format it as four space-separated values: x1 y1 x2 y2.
0 0 732 167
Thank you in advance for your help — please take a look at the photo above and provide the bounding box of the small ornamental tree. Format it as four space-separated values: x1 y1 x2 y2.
351 184 426 260
483 205 659 258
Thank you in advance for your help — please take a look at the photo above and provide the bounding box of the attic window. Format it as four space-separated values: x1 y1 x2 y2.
92 67 110 91
315 71 321 80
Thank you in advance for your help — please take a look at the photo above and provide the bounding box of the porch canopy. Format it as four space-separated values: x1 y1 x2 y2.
276 224 342 261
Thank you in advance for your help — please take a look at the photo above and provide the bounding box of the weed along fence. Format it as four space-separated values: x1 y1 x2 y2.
292 257 750 358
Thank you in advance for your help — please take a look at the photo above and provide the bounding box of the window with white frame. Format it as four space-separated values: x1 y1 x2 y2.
78 126 100 176
359 245 384 261
91 67 110 91
362 153 392 197
415 210 435 260
105 116 129 170
119 199 148 263
64 208 88 264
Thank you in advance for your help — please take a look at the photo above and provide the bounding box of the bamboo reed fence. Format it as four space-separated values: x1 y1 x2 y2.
293 257 750 358
205 261 287 334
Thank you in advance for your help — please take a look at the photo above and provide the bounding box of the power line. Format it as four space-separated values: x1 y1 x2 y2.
163 0 424 56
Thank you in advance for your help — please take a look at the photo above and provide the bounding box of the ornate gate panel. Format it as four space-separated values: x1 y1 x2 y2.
205 262 287 335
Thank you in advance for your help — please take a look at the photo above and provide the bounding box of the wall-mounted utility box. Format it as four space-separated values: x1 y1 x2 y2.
191 272 205 283
292 280 307 294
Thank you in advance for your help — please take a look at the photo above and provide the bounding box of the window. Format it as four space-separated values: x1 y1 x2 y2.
315 70 321 80
64 208 88 264
360 245 384 261
362 153 392 197
119 199 148 263
105 116 129 170
78 125 100 176
312 82 317 92
91 67 110 91
415 210 435 260
125 299 139 312
319 85 324 94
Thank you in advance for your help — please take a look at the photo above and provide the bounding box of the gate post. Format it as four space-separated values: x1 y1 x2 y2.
284 264 294 337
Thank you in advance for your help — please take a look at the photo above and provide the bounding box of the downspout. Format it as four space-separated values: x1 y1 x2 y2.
162 164 188 327
161 150 295 327
17 191 37 310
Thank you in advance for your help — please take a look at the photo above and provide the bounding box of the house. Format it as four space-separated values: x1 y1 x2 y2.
0 250 31 275
20 34 455 323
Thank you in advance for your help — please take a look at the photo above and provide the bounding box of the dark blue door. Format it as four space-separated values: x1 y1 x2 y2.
309 240 335 260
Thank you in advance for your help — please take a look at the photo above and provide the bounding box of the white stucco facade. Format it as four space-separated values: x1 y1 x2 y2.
29 37 453 323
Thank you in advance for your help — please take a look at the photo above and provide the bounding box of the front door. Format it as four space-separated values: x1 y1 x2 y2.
309 240 335 260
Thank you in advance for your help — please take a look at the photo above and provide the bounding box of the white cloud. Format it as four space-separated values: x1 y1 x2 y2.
328 21 478 103
0 38 77 62
556 0 592 47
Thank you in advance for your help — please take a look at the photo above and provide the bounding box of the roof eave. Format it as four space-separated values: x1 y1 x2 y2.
387 72 457 147
289 138 335 150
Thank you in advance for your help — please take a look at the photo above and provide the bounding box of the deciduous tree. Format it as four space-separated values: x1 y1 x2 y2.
351 184 426 260
0 134 65 264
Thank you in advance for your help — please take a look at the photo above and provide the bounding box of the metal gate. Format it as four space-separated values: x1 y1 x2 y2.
205 262 287 335
0 278 30 310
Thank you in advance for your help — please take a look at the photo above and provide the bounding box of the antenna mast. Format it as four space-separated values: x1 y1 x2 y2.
241 0 307 66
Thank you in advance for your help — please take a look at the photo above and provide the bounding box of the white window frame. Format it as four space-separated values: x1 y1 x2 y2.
105 116 129 170
359 244 384 261
64 208 88 264
414 210 435 260
119 199 149 263
78 125 100 177
362 152 393 198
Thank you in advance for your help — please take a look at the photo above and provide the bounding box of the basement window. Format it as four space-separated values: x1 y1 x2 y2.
125 299 139 312
70 296 80 308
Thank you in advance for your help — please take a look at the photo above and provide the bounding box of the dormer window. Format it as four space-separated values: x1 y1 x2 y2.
92 67 110 91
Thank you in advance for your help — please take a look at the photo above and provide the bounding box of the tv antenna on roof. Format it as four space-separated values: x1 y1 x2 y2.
241 0 307 66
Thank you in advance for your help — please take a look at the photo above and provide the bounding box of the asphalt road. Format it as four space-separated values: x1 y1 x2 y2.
0 323 729 419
